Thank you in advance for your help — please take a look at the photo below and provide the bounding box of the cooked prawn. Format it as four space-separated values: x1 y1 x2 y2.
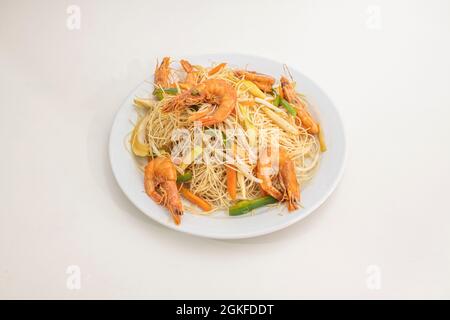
234 70 275 92
162 79 237 126
257 147 300 211
280 76 319 134
144 156 183 225
180 59 199 89
154 57 172 88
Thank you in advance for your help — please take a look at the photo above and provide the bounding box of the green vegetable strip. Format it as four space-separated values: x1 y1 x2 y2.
280 98 297 116
222 131 227 146
273 95 281 107
229 196 278 216
176 171 193 183
153 87 179 101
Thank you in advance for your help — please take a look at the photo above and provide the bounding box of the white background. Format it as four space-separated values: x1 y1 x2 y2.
1 0 449 299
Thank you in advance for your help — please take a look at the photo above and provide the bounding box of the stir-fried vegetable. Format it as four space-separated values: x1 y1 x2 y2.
254 97 284 114
131 117 149 156
134 98 153 109
177 171 193 183
225 140 237 200
239 99 256 107
236 144 247 199
180 186 212 211
226 165 237 200
221 131 227 146
280 98 297 116
246 126 257 149
229 196 278 216
318 125 327 152
262 107 298 135
238 80 266 99
215 148 261 183
180 146 202 171
237 105 257 148
208 63 227 76
273 94 281 107
153 87 179 101
277 85 283 99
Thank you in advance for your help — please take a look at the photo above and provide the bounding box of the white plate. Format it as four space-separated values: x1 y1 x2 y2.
109 53 346 239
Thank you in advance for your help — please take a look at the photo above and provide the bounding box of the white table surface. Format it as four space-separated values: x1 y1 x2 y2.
1 0 449 299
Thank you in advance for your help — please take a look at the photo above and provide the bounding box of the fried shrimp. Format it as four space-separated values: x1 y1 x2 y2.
257 147 300 211
280 76 319 134
154 57 172 88
144 156 183 225
162 79 237 126
234 70 275 92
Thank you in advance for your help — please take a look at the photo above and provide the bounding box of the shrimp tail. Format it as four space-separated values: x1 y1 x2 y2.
286 191 300 211
258 171 283 201
263 185 283 201
167 204 183 225
163 181 184 225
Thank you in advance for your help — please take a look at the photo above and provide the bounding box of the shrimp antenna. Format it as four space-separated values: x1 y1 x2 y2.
283 64 294 81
